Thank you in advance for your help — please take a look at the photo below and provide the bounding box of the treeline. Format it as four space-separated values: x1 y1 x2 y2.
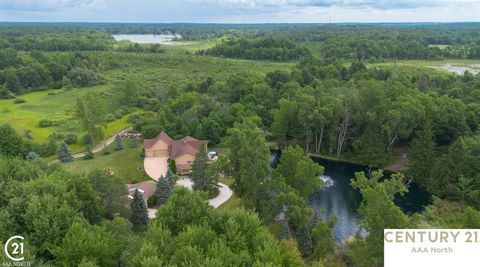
199 37 311 61
320 35 480 60
0 25 113 51
0 50 107 98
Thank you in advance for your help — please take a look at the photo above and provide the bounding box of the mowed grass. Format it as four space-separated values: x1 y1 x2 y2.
0 86 133 152
63 139 151 184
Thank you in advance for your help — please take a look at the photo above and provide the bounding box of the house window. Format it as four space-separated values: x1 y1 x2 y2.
187 160 192 164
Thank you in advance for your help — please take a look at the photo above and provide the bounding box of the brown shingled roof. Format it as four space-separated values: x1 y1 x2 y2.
171 138 208 158
143 131 174 149
144 131 208 159
127 181 156 204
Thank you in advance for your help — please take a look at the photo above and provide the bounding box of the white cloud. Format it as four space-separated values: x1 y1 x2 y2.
0 0 105 11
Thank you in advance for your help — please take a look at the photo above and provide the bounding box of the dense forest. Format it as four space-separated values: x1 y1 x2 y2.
0 23 479 266
199 37 311 61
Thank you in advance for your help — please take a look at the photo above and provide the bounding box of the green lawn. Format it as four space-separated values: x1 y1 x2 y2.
63 139 151 184
0 86 133 153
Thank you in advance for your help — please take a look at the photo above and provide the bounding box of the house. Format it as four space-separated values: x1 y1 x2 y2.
127 181 156 206
144 131 208 175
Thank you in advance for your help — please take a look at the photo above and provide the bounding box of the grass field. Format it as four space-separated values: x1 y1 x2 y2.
0 86 134 152
63 139 150 184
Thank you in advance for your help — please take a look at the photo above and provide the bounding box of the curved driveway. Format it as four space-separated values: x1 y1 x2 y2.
144 156 169 180
147 178 233 218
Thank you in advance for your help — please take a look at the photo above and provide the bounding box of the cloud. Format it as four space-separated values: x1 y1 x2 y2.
0 0 105 11
184 0 477 11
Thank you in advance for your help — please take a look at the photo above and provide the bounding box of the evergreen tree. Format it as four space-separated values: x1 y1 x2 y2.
166 168 177 188
168 159 177 174
130 189 149 230
432 138 469 198
353 122 388 169
58 142 74 163
155 175 172 205
192 148 208 191
408 119 437 187
115 134 124 151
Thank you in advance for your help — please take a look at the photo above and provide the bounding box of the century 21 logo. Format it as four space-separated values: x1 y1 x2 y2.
4 235 25 262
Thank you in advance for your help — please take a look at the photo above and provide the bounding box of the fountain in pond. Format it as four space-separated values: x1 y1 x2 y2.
320 175 335 188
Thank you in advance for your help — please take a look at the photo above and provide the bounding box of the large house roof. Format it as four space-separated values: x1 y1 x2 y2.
144 131 173 149
144 132 208 158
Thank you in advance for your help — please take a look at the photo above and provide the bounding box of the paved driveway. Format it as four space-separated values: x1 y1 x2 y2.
144 156 169 181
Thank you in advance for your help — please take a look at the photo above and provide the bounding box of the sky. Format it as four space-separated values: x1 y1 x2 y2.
1 0 480 23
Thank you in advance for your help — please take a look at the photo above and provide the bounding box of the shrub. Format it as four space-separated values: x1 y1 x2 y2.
102 149 111 155
84 145 94 160
64 134 77 144
14 98 26 104
26 151 39 161
119 106 131 115
106 114 115 123
38 119 62 128
50 132 65 140
23 129 33 140
114 112 123 119
0 87 15 99
127 114 141 124
39 139 57 157
147 195 156 208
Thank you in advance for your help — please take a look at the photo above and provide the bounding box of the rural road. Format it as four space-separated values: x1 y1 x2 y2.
71 127 132 158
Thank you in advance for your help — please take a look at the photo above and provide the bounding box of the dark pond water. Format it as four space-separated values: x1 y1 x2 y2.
309 157 430 242
271 151 430 243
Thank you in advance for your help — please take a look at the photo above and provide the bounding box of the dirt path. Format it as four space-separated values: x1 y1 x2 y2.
71 127 132 159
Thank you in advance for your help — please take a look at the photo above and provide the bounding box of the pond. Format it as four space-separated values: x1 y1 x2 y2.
271 151 430 243
433 63 480 75
112 34 181 44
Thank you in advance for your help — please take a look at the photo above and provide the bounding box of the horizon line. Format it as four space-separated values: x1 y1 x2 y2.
1 21 480 25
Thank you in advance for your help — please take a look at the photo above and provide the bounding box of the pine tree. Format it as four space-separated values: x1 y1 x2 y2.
130 188 149 230
154 175 172 205
115 135 124 151
58 142 74 163
296 224 313 258
192 148 208 191
166 168 177 188
408 119 437 187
